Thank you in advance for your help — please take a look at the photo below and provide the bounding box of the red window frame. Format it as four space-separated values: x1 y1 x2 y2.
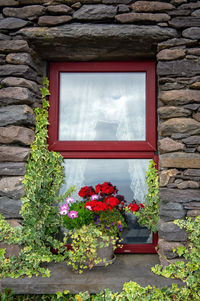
49 61 158 254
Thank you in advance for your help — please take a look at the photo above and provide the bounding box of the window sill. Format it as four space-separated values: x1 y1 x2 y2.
1 254 183 294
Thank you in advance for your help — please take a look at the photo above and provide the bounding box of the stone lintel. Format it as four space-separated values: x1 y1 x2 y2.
16 23 178 59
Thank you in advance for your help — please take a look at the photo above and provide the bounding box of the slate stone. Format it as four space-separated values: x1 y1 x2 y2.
0 0 19 6
179 2 200 9
171 133 190 139
0 162 26 176
103 0 131 4
158 239 184 259
193 111 200 122
0 146 30 162
0 126 35 145
73 4 117 20
157 60 200 77
117 5 130 14
160 188 200 203
0 176 24 199
177 181 199 189
38 15 72 26
0 40 29 53
158 106 191 119
184 103 200 111
0 33 11 40
192 9 200 17
184 201 200 209
47 5 73 15
0 256 183 294
158 220 187 242
17 24 178 60
182 136 200 145
0 65 38 82
0 17 28 30
0 105 35 127
72 2 81 9
18 0 49 3
190 82 200 89
6 53 36 70
160 152 200 169
0 87 36 106
18 23 178 43
159 118 200 137
158 38 197 51
157 49 185 61
130 1 174 12
184 169 200 177
159 169 179 187
3 5 45 20
0 196 21 218
0 242 21 258
168 9 190 16
159 90 200 106
159 207 186 222
187 209 200 217
1 77 39 93
183 27 200 40
116 12 170 23
169 17 200 28
0 52 5 61
159 137 184 154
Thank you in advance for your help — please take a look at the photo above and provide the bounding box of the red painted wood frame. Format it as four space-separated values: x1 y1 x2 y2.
48 61 158 254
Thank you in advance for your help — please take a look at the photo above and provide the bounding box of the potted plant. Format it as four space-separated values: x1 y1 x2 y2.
59 182 127 273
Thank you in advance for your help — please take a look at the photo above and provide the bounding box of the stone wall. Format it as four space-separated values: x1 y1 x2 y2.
0 0 200 261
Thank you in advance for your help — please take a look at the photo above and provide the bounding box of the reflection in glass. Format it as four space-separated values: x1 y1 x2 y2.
60 159 152 244
59 72 146 141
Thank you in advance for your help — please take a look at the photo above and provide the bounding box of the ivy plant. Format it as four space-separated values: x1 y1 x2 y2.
0 78 75 279
134 160 159 233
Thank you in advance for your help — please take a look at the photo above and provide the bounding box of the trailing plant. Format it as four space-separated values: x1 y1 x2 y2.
152 216 200 300
0 78 75 279
133 160 159 233
64 224 117 274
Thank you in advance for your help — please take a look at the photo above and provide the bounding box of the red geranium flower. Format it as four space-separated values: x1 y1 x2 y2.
95 182 118 195
85 200 109 212
78 186 95 198
95 184 102 194
104 196 119 209
128 202 140 212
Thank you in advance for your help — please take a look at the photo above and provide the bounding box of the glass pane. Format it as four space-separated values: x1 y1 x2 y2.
59 72 146 141
60 159 152 244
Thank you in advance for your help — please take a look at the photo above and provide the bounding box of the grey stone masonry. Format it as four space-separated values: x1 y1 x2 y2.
0 0 199 265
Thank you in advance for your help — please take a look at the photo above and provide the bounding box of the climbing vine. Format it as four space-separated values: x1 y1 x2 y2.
0 78 74 278
134 160 159 233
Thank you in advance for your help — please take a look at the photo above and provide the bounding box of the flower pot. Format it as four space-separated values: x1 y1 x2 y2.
94 238 116 267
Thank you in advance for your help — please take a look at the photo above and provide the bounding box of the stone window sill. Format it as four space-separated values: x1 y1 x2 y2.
1 254 183 294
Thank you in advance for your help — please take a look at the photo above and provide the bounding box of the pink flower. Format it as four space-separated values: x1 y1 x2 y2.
65 197 74 205
59 204 69 215
68 210 78 219
86 205 92 210
91 194 99 200
59 209 68 215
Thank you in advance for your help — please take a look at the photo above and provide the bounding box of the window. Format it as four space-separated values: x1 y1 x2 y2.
49 62 157 253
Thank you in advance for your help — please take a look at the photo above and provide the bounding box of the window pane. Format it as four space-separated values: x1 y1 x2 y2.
60 159 152 244
59 72 146 141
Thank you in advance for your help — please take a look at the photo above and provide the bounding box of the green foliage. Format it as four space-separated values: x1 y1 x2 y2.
64 224 117 274
94 208 126 237
0 78 75 279
134 160 159 233
152 216 200 300
63 202 94 230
